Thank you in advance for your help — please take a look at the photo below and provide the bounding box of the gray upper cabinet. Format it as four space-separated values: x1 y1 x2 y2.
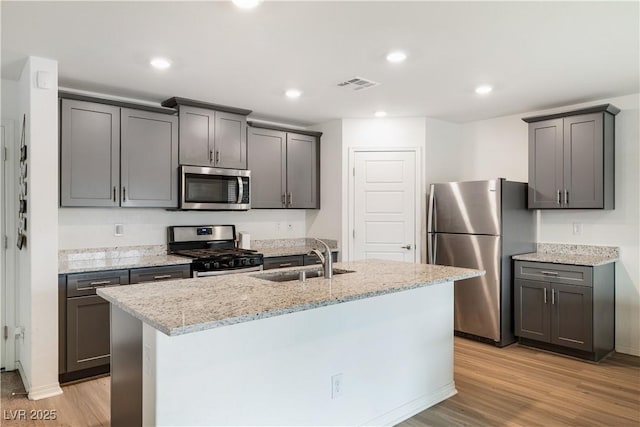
247 124 321 209
60 99 120 207
162 97 251 170
524 104 619 210
60 94 178 208
178 106 215 167
121 108 178 207
247 127 286 208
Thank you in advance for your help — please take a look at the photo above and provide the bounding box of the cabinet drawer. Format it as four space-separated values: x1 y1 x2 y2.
67 269 130 297
303 252 338 266
514 261 592 287
263 255 304 270
129 264 191 284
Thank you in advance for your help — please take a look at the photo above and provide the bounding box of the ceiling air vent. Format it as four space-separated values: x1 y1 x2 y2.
337 76 380 91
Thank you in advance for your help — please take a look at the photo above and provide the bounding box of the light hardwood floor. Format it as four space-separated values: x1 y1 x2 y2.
1 338 638 426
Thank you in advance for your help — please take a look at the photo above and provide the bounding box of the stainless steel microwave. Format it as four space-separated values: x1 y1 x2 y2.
179 166 250 210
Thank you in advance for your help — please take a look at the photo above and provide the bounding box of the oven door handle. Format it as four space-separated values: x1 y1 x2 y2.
237 177 244 204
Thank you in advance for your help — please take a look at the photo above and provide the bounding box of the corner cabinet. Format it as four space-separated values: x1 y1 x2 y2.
60 95 179 208
524 104 619 209
161 97 251 170
514 260 614 361
247 123 321 209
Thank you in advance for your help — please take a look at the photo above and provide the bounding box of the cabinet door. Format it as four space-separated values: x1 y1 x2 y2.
551 283 593 351
515 279 550 342
247 127 286 208
214 111 247 169
178 106 215 167
121 109 179 207
563 113 604 208
66 295 110 372
528 119 563 209
60 99 120 207
286 133 318 209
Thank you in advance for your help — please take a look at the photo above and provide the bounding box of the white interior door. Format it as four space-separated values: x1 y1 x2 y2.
352 150 417 262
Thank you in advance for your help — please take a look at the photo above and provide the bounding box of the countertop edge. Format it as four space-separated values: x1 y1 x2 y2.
98 268 484 337
512 253 619 267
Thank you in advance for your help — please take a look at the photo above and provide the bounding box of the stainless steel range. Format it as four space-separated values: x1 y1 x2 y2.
168 225 264 277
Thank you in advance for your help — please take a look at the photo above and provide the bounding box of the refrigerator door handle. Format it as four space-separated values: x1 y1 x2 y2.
427 233 437 264
427 185 436 233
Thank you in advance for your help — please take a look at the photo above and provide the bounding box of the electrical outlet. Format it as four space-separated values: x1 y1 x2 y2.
114 224 124 236
331 373 343 399
276 223 281 232
572 222 583 235
287 223 293 232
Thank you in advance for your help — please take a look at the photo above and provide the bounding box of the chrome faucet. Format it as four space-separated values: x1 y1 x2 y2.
309 238 333 279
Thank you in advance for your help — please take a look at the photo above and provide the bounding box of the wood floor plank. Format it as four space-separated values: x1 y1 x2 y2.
1 338 638 426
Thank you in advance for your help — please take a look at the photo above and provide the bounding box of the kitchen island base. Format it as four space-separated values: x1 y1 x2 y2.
111 281 457 426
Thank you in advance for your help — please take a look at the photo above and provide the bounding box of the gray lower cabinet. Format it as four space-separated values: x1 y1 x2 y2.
514 260 614 361
129 264 191 284
176 105 248 169
60 97 179 208
247 125 320 209
524 104 618 210
120 109 178 207
60 99 120 207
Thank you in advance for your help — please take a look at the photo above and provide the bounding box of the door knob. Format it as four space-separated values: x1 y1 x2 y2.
401 244 412 250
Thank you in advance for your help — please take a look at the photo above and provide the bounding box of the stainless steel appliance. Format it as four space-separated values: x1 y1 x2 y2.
168 225 263 277
179 166 250 210
427 178 535 346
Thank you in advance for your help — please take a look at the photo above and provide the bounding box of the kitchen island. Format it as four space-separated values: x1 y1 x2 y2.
98 260 483 426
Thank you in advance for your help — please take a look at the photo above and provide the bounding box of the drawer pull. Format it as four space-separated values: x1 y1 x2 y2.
541 271 559 276
153 274 173 280
89 280 112 286
544 288 547 304
551 289 555 305
278 263 293 267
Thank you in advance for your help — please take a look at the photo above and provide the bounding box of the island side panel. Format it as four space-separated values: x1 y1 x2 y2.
111 306 143 427
145 281 456 426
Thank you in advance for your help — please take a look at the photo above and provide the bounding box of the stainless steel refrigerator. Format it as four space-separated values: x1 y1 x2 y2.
427 179 536 347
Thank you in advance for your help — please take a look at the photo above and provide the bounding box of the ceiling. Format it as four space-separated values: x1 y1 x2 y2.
2 1 638 126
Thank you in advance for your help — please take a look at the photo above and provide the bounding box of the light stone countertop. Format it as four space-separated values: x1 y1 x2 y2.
59 254 192 275
512 243 619 266
98 260 484 336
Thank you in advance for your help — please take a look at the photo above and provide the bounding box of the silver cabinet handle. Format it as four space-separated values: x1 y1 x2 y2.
557 190 561 205
544 287 547 304
551 289 555 305
89 280 112 286
282 194 286 207
541 271 559 276
113 186 116 202
278 263 293 267
209 150 213 162
122 187 126 202
236 177 244 204
153 274 172 280
401 244 412 250
565 190 569 205
288 192 293 207
215 151 220 164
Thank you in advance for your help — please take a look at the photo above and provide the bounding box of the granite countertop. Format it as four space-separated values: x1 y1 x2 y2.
98 260 484 336
59 245 192 274
512 243 619 266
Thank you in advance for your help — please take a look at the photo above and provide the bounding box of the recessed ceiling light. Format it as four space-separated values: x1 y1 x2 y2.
285 89 302 99
475 85 493 95
386 51 407 63
232 0 262 9
374 111 387 118
150 57 171 70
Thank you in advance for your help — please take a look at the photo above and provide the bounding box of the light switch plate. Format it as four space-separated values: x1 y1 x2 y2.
572 222 583 235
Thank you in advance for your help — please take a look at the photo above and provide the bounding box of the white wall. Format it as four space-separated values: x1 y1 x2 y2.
58 208 306 249
459 93 640 356
16 57 62 399
306 120 343 251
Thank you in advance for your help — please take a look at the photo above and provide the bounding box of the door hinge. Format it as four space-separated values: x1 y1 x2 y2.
352 167 355 177
353 229 356 238
3 326 8 340
3 146 7 161
3 235 7 249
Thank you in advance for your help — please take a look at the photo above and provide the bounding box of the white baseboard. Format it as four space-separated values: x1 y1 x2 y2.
28 383 63 401
361 382 458 427
616 344 640 357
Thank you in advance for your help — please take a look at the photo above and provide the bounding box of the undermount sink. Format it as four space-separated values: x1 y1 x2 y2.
252 268 355 283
